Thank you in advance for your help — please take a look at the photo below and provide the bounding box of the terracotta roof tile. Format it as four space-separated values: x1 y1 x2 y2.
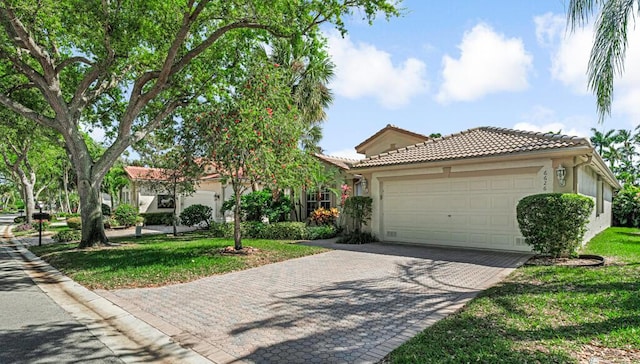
353 127 591 168
124 165 220 181
314 153 360 170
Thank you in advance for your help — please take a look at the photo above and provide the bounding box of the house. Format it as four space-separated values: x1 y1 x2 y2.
292 153 360 222
123 153 359 224
122 165 233 222
349 126 620 252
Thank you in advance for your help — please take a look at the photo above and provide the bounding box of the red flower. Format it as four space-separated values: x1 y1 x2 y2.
274 63 280 67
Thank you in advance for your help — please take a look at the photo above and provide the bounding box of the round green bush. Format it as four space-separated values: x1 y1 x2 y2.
114 203 138 227
517 193 594 258
180 204 213 228
66 217 82 230
52 230 82 243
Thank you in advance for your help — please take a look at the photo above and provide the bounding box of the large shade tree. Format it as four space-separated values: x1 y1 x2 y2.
568 0 640 119
0 0 400 247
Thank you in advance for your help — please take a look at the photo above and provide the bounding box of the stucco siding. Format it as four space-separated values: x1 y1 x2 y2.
577 166 613 243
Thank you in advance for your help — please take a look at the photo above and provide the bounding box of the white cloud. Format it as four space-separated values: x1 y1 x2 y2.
536 12 640 119
326 149 365 160
326 32 428 109
436 23 533 103
513 105 591 138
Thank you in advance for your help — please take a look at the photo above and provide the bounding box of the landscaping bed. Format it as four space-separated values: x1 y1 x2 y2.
383 227 640 363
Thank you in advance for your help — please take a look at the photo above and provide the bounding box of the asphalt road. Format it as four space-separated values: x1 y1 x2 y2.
0 215 124 364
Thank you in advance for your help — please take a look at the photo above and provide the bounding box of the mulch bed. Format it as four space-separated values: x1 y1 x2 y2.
219 246 260 255
525 254 605 267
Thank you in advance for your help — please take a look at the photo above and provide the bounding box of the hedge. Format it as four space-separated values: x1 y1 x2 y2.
516 193 594 258
209 221 338 240
140 212 174 225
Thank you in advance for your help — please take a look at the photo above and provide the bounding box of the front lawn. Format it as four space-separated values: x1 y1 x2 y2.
385 227 640 363
28 232 327 289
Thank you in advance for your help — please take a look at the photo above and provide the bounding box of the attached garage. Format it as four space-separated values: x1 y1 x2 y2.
351 126 620 252
381 173 539 251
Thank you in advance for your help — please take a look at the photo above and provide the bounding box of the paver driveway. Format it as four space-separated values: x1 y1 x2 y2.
101 241 530 363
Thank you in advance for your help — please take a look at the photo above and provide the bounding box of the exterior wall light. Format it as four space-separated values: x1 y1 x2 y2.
556 164 567 187
361 177 368 192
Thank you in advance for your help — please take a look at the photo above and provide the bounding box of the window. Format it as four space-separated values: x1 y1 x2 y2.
307 188 331 216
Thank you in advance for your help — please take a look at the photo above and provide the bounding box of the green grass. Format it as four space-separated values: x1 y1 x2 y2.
385 227 640 363
29 232 327 289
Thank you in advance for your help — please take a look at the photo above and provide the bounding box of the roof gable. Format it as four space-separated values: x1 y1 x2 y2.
355 124 430 156
353 127 591 168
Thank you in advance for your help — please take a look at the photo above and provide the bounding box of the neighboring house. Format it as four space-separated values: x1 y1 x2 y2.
123 165 234 222
350 126 620 252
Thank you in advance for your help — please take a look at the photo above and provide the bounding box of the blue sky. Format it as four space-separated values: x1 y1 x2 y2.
319 0 640 159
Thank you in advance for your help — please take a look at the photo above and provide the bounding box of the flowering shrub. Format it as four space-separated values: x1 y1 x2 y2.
310 207 339 226
31 219 50 231
340 184 351 207
14 223 33 232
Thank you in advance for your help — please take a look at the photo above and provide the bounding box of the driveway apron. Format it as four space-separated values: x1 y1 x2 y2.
102 242 529 363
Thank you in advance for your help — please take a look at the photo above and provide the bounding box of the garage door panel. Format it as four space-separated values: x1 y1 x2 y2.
382 173 538 251
469 180 489 191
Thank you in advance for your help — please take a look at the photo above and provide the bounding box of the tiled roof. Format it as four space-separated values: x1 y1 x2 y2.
353 127 591 168
124 165 220 181
315 154 360 170
124 166 171 181
355 124 430 152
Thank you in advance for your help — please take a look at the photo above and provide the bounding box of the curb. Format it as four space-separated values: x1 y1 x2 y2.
5 225 212 364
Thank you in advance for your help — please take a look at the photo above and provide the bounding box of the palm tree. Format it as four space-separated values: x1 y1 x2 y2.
568 0 639 119
590 128 617 154
270 38 334 153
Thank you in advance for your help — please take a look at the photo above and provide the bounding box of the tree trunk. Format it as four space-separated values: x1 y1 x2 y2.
63 167 71 213
17 172 36 224
77 174 108 248
172 180 178 237
232 182 242 250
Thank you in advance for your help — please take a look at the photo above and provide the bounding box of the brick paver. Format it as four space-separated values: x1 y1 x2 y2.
102 242 529 363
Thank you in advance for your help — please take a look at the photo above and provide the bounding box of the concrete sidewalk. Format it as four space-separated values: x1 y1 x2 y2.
0 224 211 364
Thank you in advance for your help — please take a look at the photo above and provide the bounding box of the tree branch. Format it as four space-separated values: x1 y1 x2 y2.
0 94 58 130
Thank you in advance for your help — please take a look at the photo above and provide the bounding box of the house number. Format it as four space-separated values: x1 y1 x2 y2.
543 170 548 191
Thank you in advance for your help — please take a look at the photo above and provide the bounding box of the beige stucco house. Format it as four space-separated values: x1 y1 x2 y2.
123 165 235 222
350 125 620 252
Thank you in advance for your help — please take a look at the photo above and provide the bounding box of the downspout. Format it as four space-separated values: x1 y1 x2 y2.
572 155 592 193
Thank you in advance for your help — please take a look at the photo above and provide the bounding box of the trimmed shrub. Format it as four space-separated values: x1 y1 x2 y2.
102 203 111 216
140 212 174 225
210 221 233 238
612 185 640 227
66 217 82 230
52 230 82 243
517 193 594 258
337 231 378 244
13 215 26 224
306 225 338 240
31 219 50 231
114 203 138 227
180 204 213 228
262 222 308 240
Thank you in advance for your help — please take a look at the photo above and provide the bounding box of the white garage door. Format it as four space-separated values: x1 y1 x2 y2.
382 173 538 251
